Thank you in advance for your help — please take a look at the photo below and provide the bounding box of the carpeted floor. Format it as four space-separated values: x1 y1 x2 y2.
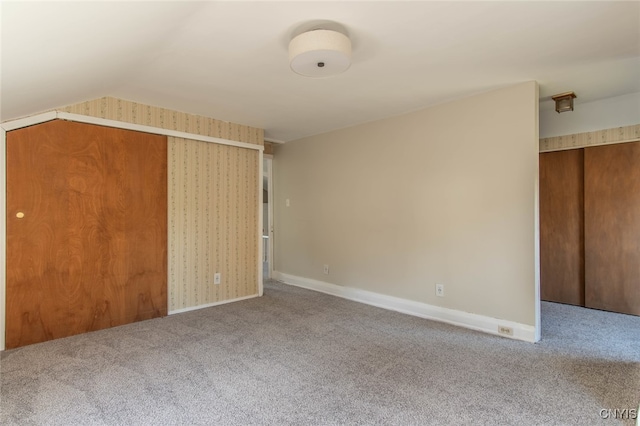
1 280 639 425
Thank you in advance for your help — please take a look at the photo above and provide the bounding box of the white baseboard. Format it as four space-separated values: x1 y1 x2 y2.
272 271 536 342
168 294 259 315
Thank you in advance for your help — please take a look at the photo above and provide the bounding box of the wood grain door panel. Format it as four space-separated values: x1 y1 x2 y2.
6 121 72 347
122 129 168 322
6 120 167 348
539 149 585 306
66 124 128 335
584 142 640 316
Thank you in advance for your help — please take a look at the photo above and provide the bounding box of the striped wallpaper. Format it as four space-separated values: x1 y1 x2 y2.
168 137 259 310
58 97 263 145
540 124 640 152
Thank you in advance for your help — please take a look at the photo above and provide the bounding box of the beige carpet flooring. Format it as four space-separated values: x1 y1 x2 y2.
1 280 639 425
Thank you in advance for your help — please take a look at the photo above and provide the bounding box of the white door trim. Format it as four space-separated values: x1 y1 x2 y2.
266 157 275 279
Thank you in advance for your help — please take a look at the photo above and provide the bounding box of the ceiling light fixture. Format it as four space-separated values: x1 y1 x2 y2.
551 91 577 113
289 29 351 78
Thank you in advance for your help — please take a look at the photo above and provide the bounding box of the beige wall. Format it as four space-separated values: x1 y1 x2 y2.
59 97 261 311
274 82 539 326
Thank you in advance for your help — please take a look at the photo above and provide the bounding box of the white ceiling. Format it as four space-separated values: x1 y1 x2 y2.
2 1 639 142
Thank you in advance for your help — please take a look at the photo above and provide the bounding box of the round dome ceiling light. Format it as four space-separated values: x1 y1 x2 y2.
288 29 352 78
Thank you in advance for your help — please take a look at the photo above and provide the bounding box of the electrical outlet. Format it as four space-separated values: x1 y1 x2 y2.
435 284 444 297
498 325 513 336
214 273 221 285
323 264 329 275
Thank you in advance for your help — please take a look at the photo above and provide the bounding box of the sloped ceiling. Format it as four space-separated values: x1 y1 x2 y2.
1 1 639 142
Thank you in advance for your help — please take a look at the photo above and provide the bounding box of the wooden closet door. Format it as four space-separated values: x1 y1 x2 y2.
6 120 167 348
585 141 640 316
539 149 585 306
65 123 130 334
6 121 73 348
121 128 168 322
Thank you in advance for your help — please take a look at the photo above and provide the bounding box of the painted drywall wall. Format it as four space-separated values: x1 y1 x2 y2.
540 92 640 139
273 82 539 326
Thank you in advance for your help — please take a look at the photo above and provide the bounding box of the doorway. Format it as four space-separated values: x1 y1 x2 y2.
263 157 273 279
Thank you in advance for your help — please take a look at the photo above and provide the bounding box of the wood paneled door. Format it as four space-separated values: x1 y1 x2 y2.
539 149 585 306
6 119 168 348
584 142 640 316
